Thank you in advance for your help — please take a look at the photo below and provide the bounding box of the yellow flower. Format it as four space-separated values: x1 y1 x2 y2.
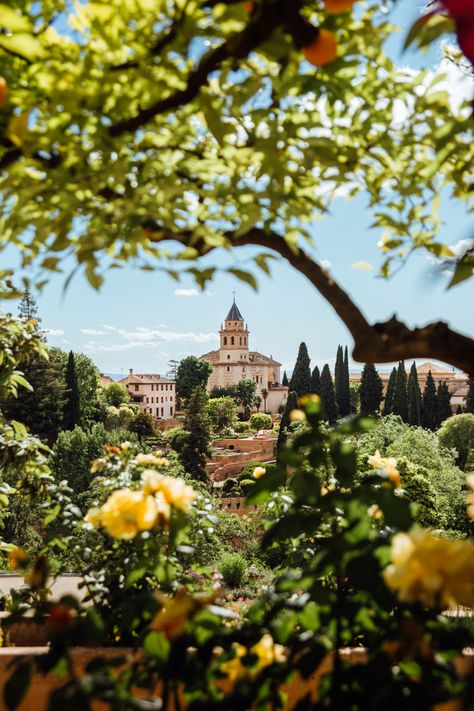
152 589 214 639
90 457 107 474
100 489 159 539
253 466 266 479
368 450 400 488
221 633 286 682
466 475 474 520
8 547 28 571
121 441 132 451
141 471 196 512
299 394 320 405
134 453 168 467
384 529 474 609
84 507 102 528
289 409 306 422
367 504 383 520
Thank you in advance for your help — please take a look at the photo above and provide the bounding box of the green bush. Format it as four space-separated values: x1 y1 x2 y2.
249 412 273 430
167 426 188 452
238 462 269 482
218 552 247 588
234 421 251 434
438 413 474 470
222 477 239 495
207 397 237 433
240 478 256 495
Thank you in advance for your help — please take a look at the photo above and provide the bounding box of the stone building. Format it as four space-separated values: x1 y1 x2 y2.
200 300 288 414
119 369 176 419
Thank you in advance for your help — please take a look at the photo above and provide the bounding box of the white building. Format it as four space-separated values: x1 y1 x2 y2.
120 370 176 419
200 300 288 414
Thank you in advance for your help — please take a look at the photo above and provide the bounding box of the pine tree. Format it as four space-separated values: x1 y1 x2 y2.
407 362 421 426
392 361 409 423
311 366 321 395
64 351 81 430
277 391 299 453
335 345 351 417
18 289 39 322
437 381 452 427
282 371 289 387
180 386 211 485
320 364 338 424
421 371 438 431
465 378 474 414
359 363 383 415
383 367 397 416
289 342 312 398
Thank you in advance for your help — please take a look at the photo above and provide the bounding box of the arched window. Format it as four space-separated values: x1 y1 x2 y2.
244 337 247 345
227 355 230 360
240 337 242 345
224 336 227 345
231 336 234 345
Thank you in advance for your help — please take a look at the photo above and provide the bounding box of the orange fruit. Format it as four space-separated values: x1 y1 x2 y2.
303 29 338 67
324 0 355 12
0 76 8 108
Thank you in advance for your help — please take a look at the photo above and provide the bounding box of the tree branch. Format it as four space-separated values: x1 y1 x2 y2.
143 221 474 376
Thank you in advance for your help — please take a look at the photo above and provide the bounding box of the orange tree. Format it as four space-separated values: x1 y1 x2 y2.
0 0 472 371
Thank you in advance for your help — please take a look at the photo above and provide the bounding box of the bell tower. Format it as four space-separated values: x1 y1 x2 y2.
219 298 249 353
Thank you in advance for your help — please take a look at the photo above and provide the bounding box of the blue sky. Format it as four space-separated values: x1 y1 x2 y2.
11 0 474 377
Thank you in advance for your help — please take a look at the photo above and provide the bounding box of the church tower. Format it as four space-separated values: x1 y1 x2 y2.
219 298 249 355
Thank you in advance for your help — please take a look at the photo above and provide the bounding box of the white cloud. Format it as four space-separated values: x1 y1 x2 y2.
174 288 199 297
81 328 107 336
117 327 218 344
102 324 117 331
45 328 64 337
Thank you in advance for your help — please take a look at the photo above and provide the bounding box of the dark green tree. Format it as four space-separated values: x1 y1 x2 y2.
456 404 464 415
277 391 299 453
102 382 131 407
289 342 311 398
421 371 438 431
282 371 289 387
465 378 474 414
335 345 351 417
383 367 397 416
392 361 409 423
437 381 452 427
18 289 39 322
180 386 211 485
359 363 383 415
176 356 213 405
407 362 421 426
320 364 338 425
129 411 155 441
64 351 80 430
235 379 258 419
311 365 321 395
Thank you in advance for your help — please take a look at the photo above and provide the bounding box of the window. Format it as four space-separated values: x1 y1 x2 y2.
156 407 159 415
170 407 173 416
161 407 164 417
227 355 230 360
231 336 234 345
134 384 139 391
240 337 242 345
161 397 164 403
170 396 173 402
227 366 230 372
224 336 227 345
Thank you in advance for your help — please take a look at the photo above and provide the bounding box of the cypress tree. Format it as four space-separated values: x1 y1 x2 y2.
407 362 421 426
421 371 438 431
335 346 351 417
282 371 289 387
277 391 299 453
180 386 211 485
465 378 474 414
437 381 452 427
311 365 321 395
359 363 383 415
320 364 338 425
289 342 311 398
392 361 409 423
64 351 81 430
383 367 397 416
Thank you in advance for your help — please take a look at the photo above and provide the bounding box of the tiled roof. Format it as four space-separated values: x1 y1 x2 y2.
225 300 244 321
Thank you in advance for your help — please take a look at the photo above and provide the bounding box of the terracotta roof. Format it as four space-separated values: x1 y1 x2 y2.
417 362 453 374
120 374 175 385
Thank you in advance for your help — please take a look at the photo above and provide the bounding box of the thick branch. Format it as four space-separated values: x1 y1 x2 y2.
143 221 474 376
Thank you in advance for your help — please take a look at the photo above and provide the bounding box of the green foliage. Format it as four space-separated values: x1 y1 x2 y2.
105 404 135 431
466 378 474 414
207 397 237 433
288 342 311 398
335 345 351 417
101 382 131 408
421 371 438 431
282 371 289 387
392 361 408 423
437 381 452 427
176 357 212 405
180 386 211 484
438 413 474 471
393 457 437 528
383 367 397 416
64 351 80 430
349 380 360 414
310 365 320 395
249 412 272 431
277 391 299 452
128 411 155 441
359 363 383 415
235 379 258 419
50 348 101 425
407 362 421 426
218 552 247 588
320 364 338 425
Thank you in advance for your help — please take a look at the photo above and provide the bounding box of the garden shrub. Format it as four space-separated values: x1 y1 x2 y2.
222 478 239 495
249 412 273 431
234 421 251 434
218 551 247 588
438 413 474 471
240 478 256 495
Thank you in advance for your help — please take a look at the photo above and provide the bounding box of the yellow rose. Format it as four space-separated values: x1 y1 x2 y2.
84 507 102 528
368 450 400 488
134 453 168 467
100 489 158 539
253 466 266 479
141 471 196 512
8 547 28 571
466 475 474 520
221 633 286 682
299 394 320 405
384 529 474 609
289 409 306 422
367 504 383 520
152 589 215 639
